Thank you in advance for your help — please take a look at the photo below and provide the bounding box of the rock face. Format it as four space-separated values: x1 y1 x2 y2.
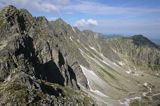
0 5 160 106
0 5 94 105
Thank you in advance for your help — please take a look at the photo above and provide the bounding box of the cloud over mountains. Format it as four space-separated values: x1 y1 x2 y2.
0 0 160 38
75 19 98 27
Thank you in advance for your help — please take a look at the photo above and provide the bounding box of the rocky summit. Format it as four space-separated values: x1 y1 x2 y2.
0 5 160 106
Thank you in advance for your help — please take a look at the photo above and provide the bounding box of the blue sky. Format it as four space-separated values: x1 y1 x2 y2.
0 0 160 39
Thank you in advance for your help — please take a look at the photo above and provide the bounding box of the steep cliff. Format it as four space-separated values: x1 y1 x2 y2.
0 5 94 105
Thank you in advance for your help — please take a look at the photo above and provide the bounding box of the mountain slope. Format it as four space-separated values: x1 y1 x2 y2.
0 5 160 106
0 5 95 105
71 31 160 105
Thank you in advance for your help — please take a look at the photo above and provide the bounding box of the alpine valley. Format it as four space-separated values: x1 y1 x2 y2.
0 5 160 106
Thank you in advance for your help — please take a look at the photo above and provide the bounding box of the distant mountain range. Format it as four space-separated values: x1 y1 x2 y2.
0 5 160 106
102 34 160 45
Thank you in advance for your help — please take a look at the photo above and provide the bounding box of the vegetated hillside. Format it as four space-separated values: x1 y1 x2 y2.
0 5 160 106
104 35 160 71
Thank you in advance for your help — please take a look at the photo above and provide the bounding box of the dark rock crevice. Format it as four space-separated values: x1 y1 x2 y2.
37 60 65 86
68 65 80 89
58 50 65 67
40 82 64 97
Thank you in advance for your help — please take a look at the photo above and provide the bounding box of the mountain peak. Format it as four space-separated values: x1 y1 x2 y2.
131 34 146 39
1 5 18 13
131 34 158 48
55 18 67 25
36 16 48 22
3 5 17 10
56 18 63 21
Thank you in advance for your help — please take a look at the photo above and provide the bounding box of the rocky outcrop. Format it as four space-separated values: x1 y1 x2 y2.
0 5 94 105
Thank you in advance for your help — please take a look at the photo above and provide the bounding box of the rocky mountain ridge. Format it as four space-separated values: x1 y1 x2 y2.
0 5 160 106
0 5 94 105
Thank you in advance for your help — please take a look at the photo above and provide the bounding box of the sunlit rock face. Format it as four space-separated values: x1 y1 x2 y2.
0 5 160 106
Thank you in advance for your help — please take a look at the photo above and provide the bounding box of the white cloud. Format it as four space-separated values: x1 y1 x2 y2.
75 19 98 26
38 3 58 12
64 1 160 15
0 0 159 15
57 0 70 5
21 0 58 13
87 19 98 25
0 0 59 13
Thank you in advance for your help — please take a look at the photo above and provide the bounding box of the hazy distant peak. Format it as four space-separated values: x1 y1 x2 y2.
131 34 158 48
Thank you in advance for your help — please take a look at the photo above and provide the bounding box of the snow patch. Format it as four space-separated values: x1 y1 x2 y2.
5 75 11 82
120 97 141 106
113 62 119 67
142 92 148 96
143 82 152 93
80 65 109 98
72 27 76 33
134 67 137 71
89 46 98 52
84 47 89 51
102 60 110 66
90 89 109 97
69 36 73 41
126 70 132 74
118 61 125 66
125 69 140 76
79 48 86 55
143 82 148 87
111 48 117 53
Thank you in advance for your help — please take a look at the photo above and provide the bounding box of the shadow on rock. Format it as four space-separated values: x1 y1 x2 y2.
37 60 65 86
